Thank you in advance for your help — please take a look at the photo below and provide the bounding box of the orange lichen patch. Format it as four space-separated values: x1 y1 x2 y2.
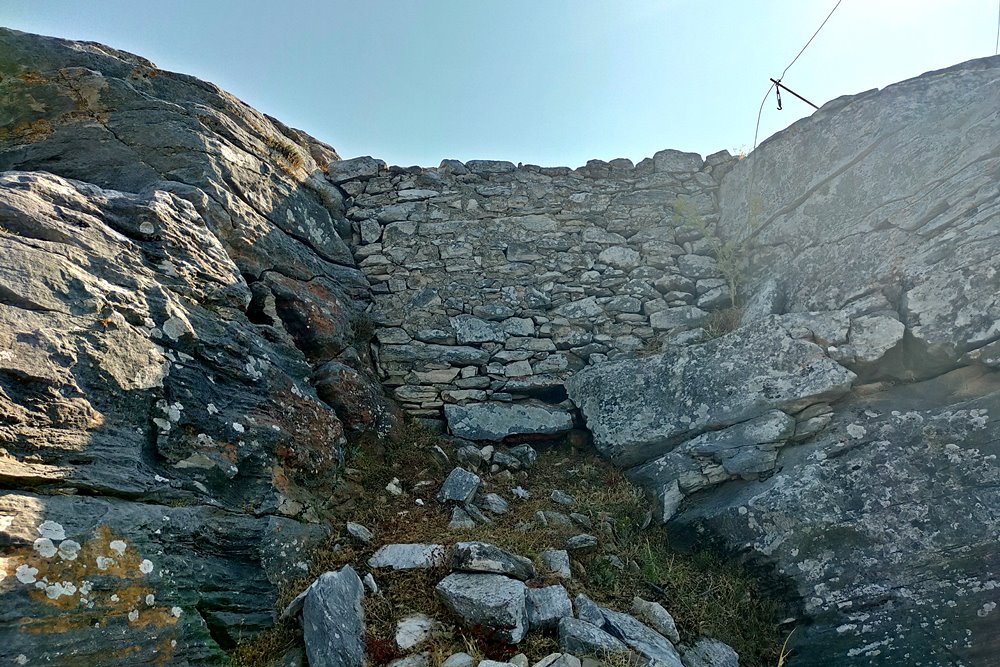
219 441 239 464
16 71 48 85
0 118 54 144
6 523 182 637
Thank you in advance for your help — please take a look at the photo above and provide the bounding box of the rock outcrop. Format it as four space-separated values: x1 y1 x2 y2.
0 27 393 664
571 55 1000 665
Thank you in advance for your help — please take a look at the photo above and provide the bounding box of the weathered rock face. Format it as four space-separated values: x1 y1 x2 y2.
651 55 1000 666
567 318 855 467
0 28 394 663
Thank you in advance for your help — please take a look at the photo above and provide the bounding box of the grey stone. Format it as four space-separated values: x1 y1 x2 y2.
551 489 576 506
467 159 517 174
437 467 483 503
600 606 682 667
574 594 605 627
629 411 796 520
444 402 574 441
436 573 529 643
650 306 709 331
302 566 366 667
567 318 855 467
598 246 642 271
442 653 477 667
654 149 703 173
449 507 477 530
558 617 628 657
681 638 739 667
554 297 604 319
541 549 573 579
367 544 446 570
450 541 536 581
533 654 582 667
479 492 510 515
346 521 374 545
632 597 681 645
451 314 507 344
327 156 384 183
508 444 539 468
527 585 573 629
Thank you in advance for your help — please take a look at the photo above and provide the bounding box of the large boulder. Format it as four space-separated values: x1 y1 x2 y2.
567 318 855 467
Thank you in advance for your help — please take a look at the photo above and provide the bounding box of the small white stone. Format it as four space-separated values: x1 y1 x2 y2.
232 422 245 433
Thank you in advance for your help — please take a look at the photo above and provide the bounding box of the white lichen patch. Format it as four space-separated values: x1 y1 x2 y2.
128 609 139 622
95 555 114 570
37 521 65 541
109 540 127 556
207 403 218 414
58 540 81 561
232 422 245 433
33 538 57 558
15 564 38 584
978 602 996 617
44 581 77 600
139 559 154 574
846 423 867 439
171 606 183 617
15 655 27 665
145 593 155 605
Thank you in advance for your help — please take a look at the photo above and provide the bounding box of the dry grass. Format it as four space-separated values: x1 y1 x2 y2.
265 135 305 173
232 420 785 666
704 306 744 339
228 624 299 667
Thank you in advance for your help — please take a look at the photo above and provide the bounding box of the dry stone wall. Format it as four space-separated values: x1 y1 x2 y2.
330 150 737 425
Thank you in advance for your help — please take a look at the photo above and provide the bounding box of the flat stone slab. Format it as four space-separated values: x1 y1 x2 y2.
367 544 446 570
566 317 855 467
444 402 574 441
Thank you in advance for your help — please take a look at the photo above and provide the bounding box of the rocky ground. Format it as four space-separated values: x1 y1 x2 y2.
231 424 773 667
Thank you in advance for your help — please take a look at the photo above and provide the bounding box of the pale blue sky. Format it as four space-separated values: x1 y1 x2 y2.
3 1 998 167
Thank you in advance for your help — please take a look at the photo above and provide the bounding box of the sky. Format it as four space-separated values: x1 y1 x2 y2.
2 1 998 167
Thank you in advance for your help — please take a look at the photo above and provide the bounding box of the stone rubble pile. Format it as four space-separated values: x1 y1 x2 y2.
280 440 738 666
